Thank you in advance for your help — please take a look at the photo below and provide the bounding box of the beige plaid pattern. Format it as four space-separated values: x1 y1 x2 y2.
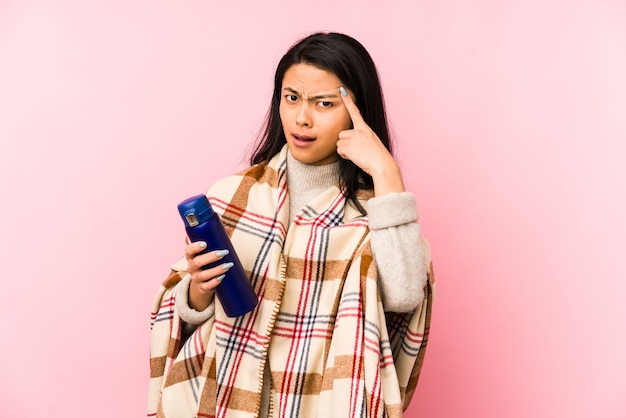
149 146 434 417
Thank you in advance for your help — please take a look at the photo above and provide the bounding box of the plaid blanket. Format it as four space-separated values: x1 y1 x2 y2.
148 146 434 417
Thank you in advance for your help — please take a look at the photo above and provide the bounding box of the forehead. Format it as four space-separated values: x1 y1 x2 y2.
281 63 342 93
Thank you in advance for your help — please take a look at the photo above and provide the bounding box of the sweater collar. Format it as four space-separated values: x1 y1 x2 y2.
286 149 340 194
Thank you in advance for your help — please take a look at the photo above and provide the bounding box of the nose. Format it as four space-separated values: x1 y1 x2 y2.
295 103 311 127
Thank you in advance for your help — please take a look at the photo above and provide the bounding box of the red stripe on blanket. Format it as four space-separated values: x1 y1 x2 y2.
209 196 288 236
349 291 365 414
278 193 347 414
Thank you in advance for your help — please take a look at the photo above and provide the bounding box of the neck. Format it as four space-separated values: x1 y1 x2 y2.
286 150 340 222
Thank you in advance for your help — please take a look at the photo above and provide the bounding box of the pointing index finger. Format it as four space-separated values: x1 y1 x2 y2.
340 86 366 128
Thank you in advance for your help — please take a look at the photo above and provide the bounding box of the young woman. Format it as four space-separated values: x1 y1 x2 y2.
149 32 434 418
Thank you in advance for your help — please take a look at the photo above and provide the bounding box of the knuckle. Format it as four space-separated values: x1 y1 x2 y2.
201 282 216 293
189 257 202 272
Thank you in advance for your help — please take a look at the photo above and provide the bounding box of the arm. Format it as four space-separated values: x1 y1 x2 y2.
171 241 232 332
336 87 428 312
368 192 428 312
175 273 215 324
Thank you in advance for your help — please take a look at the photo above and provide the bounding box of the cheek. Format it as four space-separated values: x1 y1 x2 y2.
324 115 350 137
278 102 285 119
336 107 352 129
339 113 352 131
279 105 289 126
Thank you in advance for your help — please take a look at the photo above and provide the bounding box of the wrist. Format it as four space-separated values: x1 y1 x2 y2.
175 274 215 325
189 281 214 311
371 159 405 196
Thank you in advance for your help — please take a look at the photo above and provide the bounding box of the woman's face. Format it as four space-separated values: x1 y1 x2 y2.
279 63 352 165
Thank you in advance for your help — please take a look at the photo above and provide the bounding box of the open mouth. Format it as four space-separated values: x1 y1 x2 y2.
292 133 316 142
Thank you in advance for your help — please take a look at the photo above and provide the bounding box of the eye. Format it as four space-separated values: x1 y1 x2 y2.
285 95 298 103
318 101 332 108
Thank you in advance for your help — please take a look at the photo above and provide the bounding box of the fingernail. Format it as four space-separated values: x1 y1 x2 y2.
215 249 229 258
198 241 207 249
215 274 225 282
340 86 348 97
221 262 234 271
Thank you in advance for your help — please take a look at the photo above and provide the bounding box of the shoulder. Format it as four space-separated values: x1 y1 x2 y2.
342 188 374 221
355 188 375 208
205 161 268 200
208 150 288 201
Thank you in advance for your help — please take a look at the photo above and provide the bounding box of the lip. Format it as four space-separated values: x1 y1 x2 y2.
291 133 316 144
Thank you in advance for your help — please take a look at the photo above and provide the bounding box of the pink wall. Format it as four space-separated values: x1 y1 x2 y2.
1 1 625 416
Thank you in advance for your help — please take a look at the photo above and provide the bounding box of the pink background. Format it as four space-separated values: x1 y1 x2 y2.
1 1 625 417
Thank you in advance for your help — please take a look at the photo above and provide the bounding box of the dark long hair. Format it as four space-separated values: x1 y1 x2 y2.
250 32 393 213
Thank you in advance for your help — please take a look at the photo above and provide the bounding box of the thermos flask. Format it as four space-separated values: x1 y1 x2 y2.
177 194 258 317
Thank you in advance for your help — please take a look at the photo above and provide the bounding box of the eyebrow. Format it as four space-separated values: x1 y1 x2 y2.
283 87 339 101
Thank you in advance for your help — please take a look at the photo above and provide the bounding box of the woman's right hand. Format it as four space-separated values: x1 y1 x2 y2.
185 241 232 311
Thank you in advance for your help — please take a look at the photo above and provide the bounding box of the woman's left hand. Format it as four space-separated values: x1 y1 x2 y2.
336 87 405 196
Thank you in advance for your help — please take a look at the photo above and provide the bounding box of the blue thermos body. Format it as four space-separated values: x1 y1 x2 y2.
177 194 258 317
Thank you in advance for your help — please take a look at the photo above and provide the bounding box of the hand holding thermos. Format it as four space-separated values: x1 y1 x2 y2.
178 194 258 317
